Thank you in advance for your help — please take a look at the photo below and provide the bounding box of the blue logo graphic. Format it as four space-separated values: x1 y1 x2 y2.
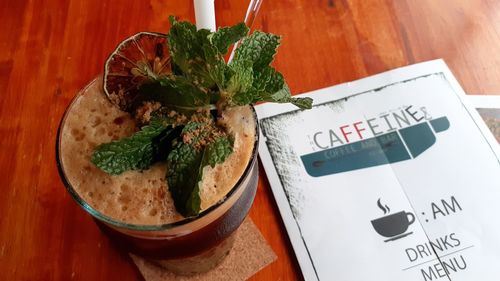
301 117 450 177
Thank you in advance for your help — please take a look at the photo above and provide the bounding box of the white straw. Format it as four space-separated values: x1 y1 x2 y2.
194 0 216 31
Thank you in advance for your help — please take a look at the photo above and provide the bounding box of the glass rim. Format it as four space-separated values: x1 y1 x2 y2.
55 77 260 231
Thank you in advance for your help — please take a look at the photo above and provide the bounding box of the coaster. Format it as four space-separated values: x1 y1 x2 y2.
130 218 277 281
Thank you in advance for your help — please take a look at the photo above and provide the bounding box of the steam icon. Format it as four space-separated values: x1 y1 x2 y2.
371 198 415 242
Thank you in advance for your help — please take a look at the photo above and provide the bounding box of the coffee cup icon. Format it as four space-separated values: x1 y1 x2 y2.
371 211 415 242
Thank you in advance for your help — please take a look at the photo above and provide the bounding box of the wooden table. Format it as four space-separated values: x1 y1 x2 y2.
1 0 499 280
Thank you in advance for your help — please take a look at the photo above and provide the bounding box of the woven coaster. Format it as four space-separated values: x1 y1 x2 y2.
130 218 277 281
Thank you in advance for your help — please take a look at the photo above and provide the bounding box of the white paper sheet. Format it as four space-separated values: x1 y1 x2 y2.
256 60 500 281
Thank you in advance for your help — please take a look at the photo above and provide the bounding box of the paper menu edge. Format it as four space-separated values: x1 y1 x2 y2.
439 64 500 158
467 95 500 108
257 137 320 281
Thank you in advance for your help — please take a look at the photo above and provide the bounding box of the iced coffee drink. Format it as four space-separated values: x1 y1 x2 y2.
56 16 311 275
57 77 259 273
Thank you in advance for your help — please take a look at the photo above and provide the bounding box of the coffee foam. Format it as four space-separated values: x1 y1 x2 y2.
59 78 256 225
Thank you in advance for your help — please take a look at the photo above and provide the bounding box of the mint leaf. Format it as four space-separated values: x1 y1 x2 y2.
167 18 227 89
167 16 198 73
288 96 313 109
225 31 312 109
243 66 312 109
204 136 233 167
157 76 210 107
91 121 177 175
132 78 209 117
201 36 227 88
153 122 184 161
232 31 280 71
225 60 254 96
166 141 204 217
209 23 249 54
166 122 234 216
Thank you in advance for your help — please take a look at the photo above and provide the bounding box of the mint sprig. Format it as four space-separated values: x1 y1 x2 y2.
166 17 312 111
167 17 226 89
166 123 233 217
166 141 204 217
91 119 177 175
93 17 312 217
223 30 313 109
231 31 281 72
131 77 210 116
209 22 249 54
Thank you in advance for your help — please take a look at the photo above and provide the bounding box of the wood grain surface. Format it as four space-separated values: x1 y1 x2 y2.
1 0 499 280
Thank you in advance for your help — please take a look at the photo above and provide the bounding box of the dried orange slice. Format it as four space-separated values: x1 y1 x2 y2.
104 32 171 111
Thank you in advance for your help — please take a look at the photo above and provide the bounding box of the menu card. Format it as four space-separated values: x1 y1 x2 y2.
255 60 500 281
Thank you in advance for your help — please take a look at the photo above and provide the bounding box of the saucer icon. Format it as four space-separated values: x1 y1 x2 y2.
371 199 415 242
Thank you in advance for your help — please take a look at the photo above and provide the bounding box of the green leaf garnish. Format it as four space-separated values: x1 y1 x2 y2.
225 59 254 97
166 140 204 217
204 136 233 167
251 66 313 109
166 122 233 216
167 17 227 89
223 31 312 109
209 23 249 54
134 78 210 116
94 16 312 217
231 31 280 71
91 120 180 175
